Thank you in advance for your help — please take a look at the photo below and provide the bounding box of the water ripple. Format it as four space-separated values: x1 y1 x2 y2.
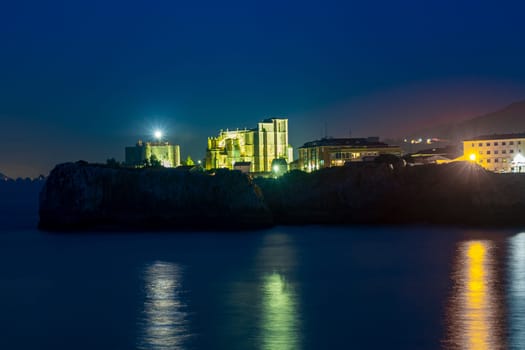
138 261 190 350
444 240 506 350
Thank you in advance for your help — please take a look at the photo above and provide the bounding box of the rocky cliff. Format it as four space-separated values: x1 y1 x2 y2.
255 162 525 227
39 162 272 230
40 161 525 230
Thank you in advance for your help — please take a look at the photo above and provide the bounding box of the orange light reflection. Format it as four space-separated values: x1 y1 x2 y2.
445 240 505 350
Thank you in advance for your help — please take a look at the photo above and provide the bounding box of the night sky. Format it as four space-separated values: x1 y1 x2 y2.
2 0 525 177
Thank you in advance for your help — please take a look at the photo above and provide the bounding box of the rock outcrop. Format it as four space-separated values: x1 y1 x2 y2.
39 162 272 230
39 161 525 231
255 161 525 227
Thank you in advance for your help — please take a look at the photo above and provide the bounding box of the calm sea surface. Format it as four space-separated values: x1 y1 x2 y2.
1 210 524 349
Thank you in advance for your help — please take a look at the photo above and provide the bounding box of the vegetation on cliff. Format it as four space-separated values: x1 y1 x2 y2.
39 161 525 230
39 162 272 230
255 162 525 226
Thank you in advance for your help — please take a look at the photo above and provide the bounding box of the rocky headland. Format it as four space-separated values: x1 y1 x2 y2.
39 162 272 230
39 161 525 230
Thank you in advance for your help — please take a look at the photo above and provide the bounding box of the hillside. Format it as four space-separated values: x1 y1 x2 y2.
412 100 525 141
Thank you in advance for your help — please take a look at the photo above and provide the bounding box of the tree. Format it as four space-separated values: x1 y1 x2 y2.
150 155 162 168
144 155 162 168
184 155 195 166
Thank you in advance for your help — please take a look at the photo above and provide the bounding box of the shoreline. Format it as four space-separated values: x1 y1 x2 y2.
35 161 525 231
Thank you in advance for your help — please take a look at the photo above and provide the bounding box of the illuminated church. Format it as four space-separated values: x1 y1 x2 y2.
205 118 293 173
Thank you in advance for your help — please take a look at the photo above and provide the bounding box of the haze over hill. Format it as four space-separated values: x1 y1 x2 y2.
410 100 525 142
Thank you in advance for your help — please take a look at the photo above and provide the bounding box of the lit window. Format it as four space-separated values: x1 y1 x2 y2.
479 150 483 155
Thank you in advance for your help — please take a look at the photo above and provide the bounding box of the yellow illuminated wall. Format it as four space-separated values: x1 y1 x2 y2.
125 142 181 168
463 137 525 173
205 119 293 173
206 129 255 171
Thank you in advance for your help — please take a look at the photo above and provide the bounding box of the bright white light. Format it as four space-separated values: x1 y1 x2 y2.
514 153 525 164
273 165 280 172
469 153 476 161
154 130 163 140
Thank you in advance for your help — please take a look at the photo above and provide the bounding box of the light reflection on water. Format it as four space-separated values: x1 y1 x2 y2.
445 240 506 350
261 272 300 350
258 233 301 350
138 261 189 350
508 233 525 349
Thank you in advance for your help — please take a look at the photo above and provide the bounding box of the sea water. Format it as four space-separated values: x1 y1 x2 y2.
0 188 523 349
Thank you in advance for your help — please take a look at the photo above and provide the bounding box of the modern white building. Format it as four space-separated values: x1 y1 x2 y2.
463 133 525 172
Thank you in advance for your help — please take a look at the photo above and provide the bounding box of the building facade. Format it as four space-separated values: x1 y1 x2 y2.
125 140 181 168
298 137 402 172
205 118 293 173
463 133 525 172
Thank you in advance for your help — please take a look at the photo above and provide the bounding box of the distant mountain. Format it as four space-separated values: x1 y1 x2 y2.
411 100 525 142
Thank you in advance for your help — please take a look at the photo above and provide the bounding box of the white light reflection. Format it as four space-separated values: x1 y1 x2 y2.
261 272 300 350
257 233 301 350
508 232 525 349
445 240 505 350
138 261 189 350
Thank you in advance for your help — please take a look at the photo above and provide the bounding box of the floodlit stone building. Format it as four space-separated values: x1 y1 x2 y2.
298 137 402 172
205 118 293 173
463 133 525 173
125 140 181 168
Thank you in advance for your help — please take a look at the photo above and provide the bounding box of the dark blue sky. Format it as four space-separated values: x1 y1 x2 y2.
2 0 525 177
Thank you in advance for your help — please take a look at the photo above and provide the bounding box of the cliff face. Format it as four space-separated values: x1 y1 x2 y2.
39 162 272 230
40 161 525 231
255 162 525 227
